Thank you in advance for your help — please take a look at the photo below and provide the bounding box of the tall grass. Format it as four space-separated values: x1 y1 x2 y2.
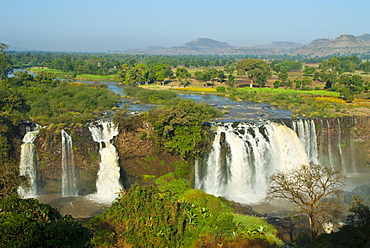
238 87 340 97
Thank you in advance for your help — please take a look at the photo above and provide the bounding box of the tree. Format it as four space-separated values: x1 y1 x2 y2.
303 66 316 76
0 195 91 247
152 62 173 85
149 99 221 157
337 74 365 102
175 67 191 86
266 164 346 240
360 61 370 74
320 58 341 89
277 69 288 83
0 43 13 81
236 59 271 88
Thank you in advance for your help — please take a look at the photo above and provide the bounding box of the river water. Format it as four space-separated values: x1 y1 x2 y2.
96 81 294 122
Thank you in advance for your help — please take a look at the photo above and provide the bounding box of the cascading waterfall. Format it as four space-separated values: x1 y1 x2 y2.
61 130 78 196
88 120 121 202
326 119 333 165
292 119 319 164
18 126 40 198
336 119 345 170
195 122 309 204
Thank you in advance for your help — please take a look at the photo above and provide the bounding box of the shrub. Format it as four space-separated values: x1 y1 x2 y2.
0 195 91 247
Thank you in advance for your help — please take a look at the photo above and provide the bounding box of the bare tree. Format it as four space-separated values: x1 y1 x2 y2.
265 164 346 240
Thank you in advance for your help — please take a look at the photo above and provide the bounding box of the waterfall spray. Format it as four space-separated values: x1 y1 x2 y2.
88 120 121 202
61 130 78 196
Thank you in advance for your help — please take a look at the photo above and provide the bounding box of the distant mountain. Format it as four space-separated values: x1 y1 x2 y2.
303 38 332 48
8 46 31 51
357 34 370 43
123 38 234 55
295 34 370 56
260 41 303 48
124 45 169 54
117 34 370 56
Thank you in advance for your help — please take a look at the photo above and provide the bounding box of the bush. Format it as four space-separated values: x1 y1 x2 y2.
0 195 91 247
216 86 226 92
90 178 283 247
148 99 222 157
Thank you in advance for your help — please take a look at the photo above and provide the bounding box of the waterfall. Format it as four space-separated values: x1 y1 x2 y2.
196 122 309 204
88 120 121 202
18 126 40 198
326 119 333 165
336 119 345 170
61 130 78 196
292 119 319 164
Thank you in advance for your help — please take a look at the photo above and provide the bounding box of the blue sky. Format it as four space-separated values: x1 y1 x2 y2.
1 0 369 52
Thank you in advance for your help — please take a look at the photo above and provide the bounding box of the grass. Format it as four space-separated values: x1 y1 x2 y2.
75 74 115 81
30 67 116 81
171 87 217 93
237 87 340 97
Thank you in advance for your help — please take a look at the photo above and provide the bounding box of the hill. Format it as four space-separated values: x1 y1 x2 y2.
123 38 234 55
295 34 370 56
117 34 370 56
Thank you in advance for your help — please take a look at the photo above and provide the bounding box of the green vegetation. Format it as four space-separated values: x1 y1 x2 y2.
231 88 342 118
89 174 282 247
147 98 222 157
124 86 178 104
2 71 119 125
0 43 13 81
0 195 91 247
236 58 272 87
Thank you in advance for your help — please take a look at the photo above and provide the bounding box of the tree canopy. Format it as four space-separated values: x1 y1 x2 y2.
236 59 271 87
0 195 91 247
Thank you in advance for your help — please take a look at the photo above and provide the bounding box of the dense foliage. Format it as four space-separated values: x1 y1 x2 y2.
89 174 282 247
232 87 342 118
236 59 272 87
148 99 222 157
1 71 119 125
0 195 91 247
124 86 178 104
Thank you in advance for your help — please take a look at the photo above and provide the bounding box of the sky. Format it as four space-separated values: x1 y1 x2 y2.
1 0 369 52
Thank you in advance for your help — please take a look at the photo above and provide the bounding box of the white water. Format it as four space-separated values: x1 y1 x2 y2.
61 130 78 196
88 121 121 203
292 119 319 164
18 127 40 198
195 122 309 204
336 119 345 170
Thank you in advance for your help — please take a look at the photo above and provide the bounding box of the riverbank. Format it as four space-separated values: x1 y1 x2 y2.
140 82 370 118
29 67 116 81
